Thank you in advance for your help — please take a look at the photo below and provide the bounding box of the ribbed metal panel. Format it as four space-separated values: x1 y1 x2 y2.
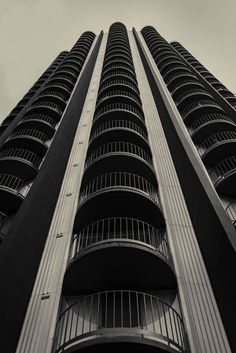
129 31 231 353
15 34 107 353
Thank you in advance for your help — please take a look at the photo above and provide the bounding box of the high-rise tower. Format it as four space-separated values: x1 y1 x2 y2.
0 23 235 353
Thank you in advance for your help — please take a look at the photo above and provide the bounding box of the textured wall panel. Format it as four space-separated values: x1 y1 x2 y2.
15 34 107 353
129 31 231 353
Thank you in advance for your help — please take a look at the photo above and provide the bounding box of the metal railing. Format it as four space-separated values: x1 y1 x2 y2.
225 201 236 228
85 142 152 169
46 80 73 92
79 172 159 204
90 119 148 142
188 113 233 132
98 79 139 97
51 73 76 84
96 90 142 109
102 64 136 79
70 217 169 260
54 290 186 353
210 155 236 184
0 148 41 167
174 88 210 105
31 100 64 113
164 70 194 85
169 79 204 94
199 130 236 151
94 103 145 123
39 90 68 102
0 173 30 196
100 70 138 86
180 99 220 119
23 113 56 126
11 128 48 142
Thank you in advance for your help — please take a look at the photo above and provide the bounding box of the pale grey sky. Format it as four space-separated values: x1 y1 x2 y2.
1 0 235 121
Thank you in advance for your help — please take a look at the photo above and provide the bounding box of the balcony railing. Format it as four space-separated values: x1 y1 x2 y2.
31 100 64 114
210 155 236 184
11 128 48 142
188 113 233 133
99 79 139 96
90 119 148 144
0 173 30 196
79 172 159 204
54 290 187 353
23 113 56 127
94 103 145 123
0 148 41 167
199 130 236 152
85 142 152 169
96 90 142 108
181 100 221 120
70 217 170 260
100 70 138 86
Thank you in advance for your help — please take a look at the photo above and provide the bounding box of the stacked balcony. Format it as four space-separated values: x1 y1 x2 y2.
142 26 236 228
0 32 95 241
0 52 68 136
55 23 188 353
171 42 236 109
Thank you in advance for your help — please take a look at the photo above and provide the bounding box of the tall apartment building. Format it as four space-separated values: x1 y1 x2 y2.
0 22 235 353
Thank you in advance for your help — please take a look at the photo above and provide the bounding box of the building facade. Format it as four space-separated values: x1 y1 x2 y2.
0 23 235 353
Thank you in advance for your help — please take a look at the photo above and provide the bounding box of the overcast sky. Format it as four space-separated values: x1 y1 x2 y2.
1 0 235 121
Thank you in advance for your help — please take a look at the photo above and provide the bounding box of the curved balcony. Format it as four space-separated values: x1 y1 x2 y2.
0 174 30 213
170 79 204 97
159 59 185 74
26 100 64 121
58 64 81 76
189 113 236 141
100 70 138 87
18 113 56 136
54 290 186 353
166 73 197 91
50 72 77 86
154 49 178 65
76 172 164 229
0 147 41 179
55 68 78 81
102 65 137 82
89 120 149 153
98 80 140 98
93 103 145 128
210 155 236 197
5 128 49 156
104 53 133 66
105 48 132 60
163 67 193 85
103 58 134 73
84 141 155 183
64 56 84 67
64 217 175 293
157 54 182 70
45 79 73 93
174 88 214 109
95 90 142 112
106 40 130 51
32 94 67 110
199 131 236 165
40 86 70 101
180 100 224 125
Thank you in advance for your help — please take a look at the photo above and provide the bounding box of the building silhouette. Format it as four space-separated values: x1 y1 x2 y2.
0 23 235 353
